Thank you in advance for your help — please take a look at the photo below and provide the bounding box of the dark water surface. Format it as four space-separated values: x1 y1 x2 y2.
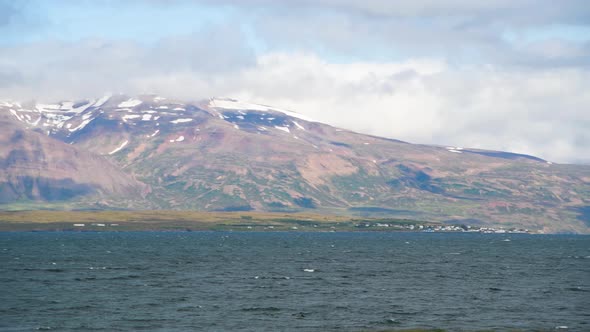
1 232 588 331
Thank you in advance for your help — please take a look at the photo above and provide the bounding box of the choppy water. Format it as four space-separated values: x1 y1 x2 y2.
1 232 588 331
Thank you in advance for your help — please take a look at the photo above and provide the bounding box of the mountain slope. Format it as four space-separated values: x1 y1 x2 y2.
0 108 147 206
1 95 588 233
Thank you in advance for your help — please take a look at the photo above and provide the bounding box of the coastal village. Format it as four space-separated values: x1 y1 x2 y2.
354 222 531 233
68 222 532 233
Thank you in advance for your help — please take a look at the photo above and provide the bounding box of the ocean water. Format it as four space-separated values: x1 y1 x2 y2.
0 232 588 332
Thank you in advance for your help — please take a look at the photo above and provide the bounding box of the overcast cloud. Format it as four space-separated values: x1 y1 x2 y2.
0 0 589 163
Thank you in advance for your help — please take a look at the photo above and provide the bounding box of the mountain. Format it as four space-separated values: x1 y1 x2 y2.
1 95 589 233
0 107 146 206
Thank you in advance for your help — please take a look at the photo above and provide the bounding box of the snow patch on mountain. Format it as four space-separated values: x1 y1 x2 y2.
69 118 93 132
209 98 315 122
275 126 290 133
9 109 20 120
171 118 193 124
446 147 463 154
122 114 141 122
36 104 61 112
293 121 305 131
31 115 41 126
0 100 18 107
109 140 128 155
118 99 142 108
45 113 73 126
60 102 74 110
93 95 111 108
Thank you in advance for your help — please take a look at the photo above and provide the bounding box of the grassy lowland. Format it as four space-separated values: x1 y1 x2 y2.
0 210 436 232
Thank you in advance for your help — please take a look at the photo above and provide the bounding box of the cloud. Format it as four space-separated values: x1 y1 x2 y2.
195 0 590 29
1 36 588 163
190 0 590 69
220 53 590 163
4 1 588 69
0 23 256 100
0 1 589 163
319 0 590 27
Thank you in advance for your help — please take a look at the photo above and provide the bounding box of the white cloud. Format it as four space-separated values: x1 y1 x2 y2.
200 0 589 24
219 53 590 163
1 39 589 163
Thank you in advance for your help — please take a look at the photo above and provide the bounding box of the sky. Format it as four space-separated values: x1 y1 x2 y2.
1 0 589 164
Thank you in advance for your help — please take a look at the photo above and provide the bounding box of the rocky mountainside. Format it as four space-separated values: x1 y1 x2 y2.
0 109 146 205
1 95 589 233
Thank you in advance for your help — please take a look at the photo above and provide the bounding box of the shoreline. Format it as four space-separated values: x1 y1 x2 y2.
0 210 536 233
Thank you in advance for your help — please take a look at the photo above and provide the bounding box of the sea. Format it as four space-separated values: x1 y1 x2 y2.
0 232 588 332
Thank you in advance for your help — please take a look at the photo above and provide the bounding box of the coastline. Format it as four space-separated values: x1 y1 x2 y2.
0 210 533 233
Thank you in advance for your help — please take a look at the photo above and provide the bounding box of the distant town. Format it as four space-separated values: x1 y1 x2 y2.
354 222 531 234
66 222 531 233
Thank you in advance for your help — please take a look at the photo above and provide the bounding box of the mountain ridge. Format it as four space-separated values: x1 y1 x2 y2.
1 94 588 233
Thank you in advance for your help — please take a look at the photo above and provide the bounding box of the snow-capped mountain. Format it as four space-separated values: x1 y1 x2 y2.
1 94 589 233
2 95 315 140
